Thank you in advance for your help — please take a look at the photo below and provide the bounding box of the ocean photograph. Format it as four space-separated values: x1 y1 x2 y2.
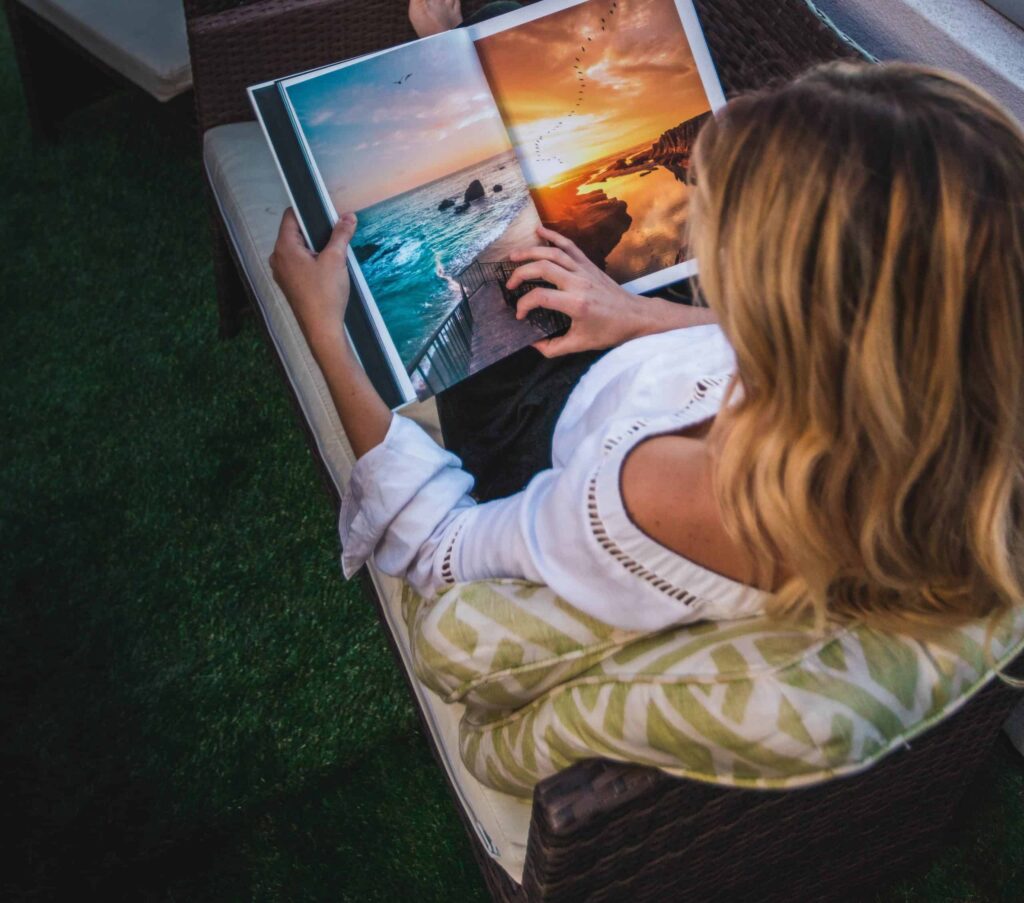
352 148 530 365
282 27 549 399
474 0 716 284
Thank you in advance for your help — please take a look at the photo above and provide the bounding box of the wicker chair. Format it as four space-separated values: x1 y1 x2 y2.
4 0 194 140
184 1 1024 898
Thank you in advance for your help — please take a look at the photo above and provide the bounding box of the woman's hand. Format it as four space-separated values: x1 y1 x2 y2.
507 225 717 356
506 225 648 357
270 208 356 348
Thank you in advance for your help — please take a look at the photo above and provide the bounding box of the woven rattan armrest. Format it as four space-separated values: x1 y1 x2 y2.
186 0 860 135
520 653 1023 902
186 0 499 134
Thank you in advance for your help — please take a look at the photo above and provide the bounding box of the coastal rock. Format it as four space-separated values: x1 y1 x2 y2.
650 112 712 181
493 184 503 193
438 198 455 211
590 150 654 182
651 114 707 157
545 191 631 269
454 202 470 214
352 242 382 263
464 179 485 203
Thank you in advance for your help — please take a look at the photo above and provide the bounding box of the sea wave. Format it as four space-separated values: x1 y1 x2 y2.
355 148 529 366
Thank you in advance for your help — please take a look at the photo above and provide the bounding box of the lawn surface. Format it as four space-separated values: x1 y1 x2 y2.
1 23 1021 903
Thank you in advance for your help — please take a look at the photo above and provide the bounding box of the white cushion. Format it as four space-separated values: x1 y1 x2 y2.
202 121 531 884
18 0 192 101
811 0 1024 123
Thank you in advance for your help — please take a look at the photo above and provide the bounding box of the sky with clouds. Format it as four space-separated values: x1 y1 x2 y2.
285 30 512 212
474 0 712 186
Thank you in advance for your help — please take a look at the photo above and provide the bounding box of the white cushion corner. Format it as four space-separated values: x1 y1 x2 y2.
18 0 192 100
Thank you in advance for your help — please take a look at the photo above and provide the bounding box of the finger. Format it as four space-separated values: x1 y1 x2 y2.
508 245 578 271
323 211 357 258
531 331 585 358
506 259 575 292
272 208 312 269
536 224 587 263
277 208 308 249
514 287 579 320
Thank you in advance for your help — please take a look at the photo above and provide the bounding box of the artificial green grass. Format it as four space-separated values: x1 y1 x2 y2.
0 21 1020 901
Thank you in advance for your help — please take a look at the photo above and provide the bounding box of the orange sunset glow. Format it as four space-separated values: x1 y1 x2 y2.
474 0 712 187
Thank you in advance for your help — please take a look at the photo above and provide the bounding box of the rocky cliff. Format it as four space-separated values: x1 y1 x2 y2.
545 190 631 268
649 112 711 180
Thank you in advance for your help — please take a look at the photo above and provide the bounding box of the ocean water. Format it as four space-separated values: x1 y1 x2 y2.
354 149 529 368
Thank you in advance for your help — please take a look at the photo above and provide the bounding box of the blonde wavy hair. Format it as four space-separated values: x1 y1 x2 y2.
689 61 1024 635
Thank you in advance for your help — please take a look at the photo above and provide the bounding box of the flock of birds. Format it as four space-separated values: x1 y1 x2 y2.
389 1 622 172
531 1 619 168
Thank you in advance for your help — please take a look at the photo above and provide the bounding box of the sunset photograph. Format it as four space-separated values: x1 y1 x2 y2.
473 0 718 284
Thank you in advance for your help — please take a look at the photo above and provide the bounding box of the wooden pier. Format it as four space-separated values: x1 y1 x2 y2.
408 260 561 396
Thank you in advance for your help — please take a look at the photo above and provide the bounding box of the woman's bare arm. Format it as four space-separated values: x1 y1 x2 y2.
270 209 392 459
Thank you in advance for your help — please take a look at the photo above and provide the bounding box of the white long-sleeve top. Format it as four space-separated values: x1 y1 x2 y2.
339 324 770 633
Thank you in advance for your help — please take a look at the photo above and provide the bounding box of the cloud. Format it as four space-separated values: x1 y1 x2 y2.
586 50 694 96
455 108 499 130
309 109 335 127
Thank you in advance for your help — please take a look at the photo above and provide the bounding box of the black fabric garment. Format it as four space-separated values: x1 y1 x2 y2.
436 345 607 502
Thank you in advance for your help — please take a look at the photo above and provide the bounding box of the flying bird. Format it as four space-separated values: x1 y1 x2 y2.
393 72 413 85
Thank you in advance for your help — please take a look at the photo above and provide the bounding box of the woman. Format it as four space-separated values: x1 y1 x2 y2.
269 58 1024 637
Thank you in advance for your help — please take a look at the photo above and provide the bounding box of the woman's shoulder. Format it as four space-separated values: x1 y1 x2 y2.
618 429 770 593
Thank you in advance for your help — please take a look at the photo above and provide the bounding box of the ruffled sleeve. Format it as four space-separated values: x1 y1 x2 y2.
338 414 477 596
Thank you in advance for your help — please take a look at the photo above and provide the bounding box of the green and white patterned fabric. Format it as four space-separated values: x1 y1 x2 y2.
403 580 1024 798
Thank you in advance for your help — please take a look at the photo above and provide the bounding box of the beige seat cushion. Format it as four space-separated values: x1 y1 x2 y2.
202 121 532 883
18 0 192 101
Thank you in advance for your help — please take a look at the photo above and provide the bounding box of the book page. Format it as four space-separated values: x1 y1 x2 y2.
470 0 725 292
279 29 559 402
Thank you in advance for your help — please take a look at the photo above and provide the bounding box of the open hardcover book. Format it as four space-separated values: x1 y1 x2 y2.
250 0 725 408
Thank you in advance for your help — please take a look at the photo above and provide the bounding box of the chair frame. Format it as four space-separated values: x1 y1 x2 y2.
184 1 1024 898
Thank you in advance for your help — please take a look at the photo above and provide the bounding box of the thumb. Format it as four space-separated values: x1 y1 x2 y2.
323 212 357 257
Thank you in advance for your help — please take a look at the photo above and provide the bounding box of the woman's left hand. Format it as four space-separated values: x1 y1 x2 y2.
506 225 650 357
270 208 357 348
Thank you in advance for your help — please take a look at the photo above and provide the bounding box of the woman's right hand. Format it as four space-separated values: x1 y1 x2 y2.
507 225 663 357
